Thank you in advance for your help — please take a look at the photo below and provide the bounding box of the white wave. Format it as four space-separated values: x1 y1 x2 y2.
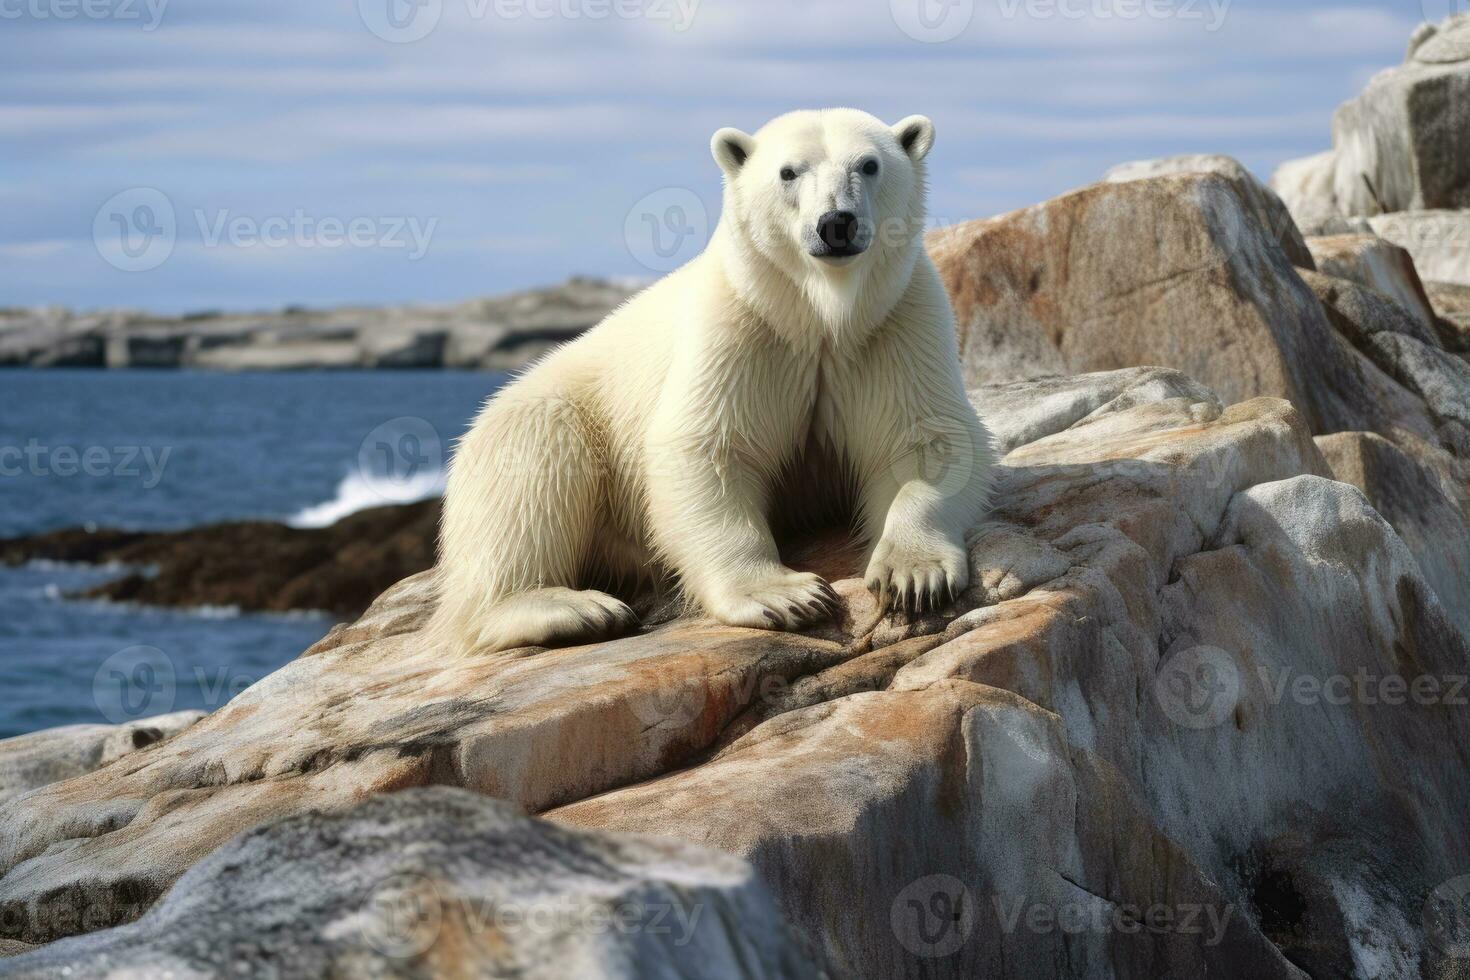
186 604 245 619
287 467 445 529
26 559 133 573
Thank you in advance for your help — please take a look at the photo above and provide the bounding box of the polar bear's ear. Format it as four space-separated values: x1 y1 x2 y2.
892 115 936 162
711 127 756 177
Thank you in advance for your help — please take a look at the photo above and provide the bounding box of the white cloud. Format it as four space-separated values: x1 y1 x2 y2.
0 240 71 259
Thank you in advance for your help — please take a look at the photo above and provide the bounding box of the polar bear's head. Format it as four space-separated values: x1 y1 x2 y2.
711 108 933 270
709 109 934 334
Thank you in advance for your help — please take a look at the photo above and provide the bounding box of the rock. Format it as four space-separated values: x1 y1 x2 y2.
1369 211 1470 288
359 330 448 369
0 499 439 618
2 788 819 979
1316 431 1470 636
1302 270 1470 437
1105 154 1315 269
4 371 1468 978
1424 280 1470 352
105 333 186 369
1408 12 1470 66
1271 150 1350 236
1301 266 1470 457
1361 330 1470 432
1305 233 1439 329
25 331 105 368
927 172 1440 446
188 337 366 370
0 711 203 807
970 365 1219 455
1331 14 1470 217
1300 267 1443 350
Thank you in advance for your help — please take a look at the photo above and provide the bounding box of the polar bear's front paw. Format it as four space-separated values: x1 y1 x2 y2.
705 569 839 631
865 537 968 616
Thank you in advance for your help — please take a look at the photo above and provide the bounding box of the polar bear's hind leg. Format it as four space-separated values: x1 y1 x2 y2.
431 393 637 656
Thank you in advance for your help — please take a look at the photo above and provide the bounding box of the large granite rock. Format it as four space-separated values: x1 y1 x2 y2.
2 788 818 978
0 711 203 808
3 369 1467 978
1104 154 1315 269
1331 14 1470 217
1272 15 1470 287
0 277 637 371
1270 14 1470 295
925 172 1442 448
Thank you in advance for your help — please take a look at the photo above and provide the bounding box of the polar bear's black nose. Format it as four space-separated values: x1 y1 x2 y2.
816 210 863 255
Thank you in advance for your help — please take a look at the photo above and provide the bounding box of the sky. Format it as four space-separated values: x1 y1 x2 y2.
0 0 1451 313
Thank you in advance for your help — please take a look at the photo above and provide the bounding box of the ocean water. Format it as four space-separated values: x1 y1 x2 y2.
0 370 500 739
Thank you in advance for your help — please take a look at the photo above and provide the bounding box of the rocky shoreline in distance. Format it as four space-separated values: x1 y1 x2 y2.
0 276 637 370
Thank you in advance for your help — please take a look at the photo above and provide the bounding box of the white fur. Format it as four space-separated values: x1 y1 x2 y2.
431 108 995 655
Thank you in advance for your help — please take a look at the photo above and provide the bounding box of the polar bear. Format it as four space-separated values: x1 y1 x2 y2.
431 108 994 655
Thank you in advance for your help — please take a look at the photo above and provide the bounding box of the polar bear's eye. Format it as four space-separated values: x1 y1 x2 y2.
780 167 797 182
861 159 880 176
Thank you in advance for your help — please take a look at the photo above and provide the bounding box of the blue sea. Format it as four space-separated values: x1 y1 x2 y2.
0 370 500 739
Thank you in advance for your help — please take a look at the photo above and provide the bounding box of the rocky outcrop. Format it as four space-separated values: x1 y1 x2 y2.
3 367 1468 977
1330 14 1470 217
2 788 817 978
0 500 438 617
930 160 1470 622
0 711 202 808
1272 14 1470 286
0 277 637 371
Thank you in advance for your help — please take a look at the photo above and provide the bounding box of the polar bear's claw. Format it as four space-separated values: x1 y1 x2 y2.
866 539 969 617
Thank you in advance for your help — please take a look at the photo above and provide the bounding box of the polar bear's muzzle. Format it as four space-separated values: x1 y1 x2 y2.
811 209 868 259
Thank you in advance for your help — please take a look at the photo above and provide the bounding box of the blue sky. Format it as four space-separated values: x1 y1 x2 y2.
0 0 1444 313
